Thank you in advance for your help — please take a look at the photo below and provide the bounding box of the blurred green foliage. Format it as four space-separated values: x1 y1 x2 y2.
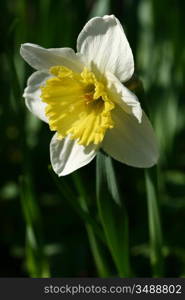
0 0 185 277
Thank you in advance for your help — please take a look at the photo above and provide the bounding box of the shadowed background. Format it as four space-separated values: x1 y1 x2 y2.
0 0 185 277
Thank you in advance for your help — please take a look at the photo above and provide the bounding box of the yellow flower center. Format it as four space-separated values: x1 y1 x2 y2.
41 66 115 146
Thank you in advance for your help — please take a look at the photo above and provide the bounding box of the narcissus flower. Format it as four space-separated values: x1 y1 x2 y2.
20 15 159 176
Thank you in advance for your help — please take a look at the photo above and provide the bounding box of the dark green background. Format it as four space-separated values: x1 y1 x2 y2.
0 0 185 277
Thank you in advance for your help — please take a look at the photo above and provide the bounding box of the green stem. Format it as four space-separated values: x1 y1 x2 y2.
50 168 106 244
72 173 111 277
145 167 164 277
96 152 131 277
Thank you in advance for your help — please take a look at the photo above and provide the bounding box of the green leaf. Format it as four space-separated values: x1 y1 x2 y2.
96 151 130 277
19 175 50 277
89 0 110 18
86 224 111 277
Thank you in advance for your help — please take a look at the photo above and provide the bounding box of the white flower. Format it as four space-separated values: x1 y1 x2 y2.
20 15 159 176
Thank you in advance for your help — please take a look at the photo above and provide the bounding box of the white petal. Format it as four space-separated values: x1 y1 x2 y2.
106 71 142 122
20 43 84 72
23 71 50 122
50 134 98 176
102 107 159 168
77 15 134 82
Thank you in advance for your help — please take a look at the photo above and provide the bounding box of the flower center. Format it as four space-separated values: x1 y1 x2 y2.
41 66 114 146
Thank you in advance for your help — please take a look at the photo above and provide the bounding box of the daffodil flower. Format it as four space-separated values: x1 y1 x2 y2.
20 15 159 176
